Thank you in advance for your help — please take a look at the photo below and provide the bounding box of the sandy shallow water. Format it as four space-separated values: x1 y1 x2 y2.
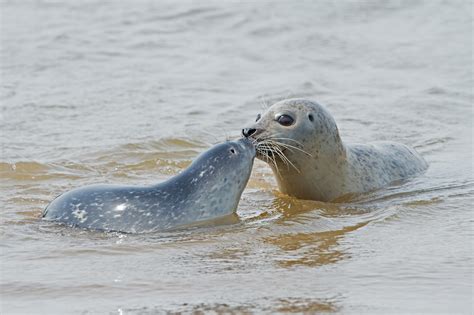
1 1 472 314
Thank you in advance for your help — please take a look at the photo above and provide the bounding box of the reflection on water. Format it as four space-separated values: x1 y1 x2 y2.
1 0 472 314
119 298 338 314
260 196 375 268
266 229 349 268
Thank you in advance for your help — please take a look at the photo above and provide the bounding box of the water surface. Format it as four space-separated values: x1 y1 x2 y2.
1 1 472 314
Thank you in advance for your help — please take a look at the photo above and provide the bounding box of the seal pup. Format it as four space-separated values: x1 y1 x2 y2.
242 98 428 201
43 138 256 233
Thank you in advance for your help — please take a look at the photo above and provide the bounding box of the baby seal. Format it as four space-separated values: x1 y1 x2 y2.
242 98 427 201
43 138 256 233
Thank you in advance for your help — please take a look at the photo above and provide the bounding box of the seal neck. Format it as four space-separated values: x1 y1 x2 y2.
270 140 349 201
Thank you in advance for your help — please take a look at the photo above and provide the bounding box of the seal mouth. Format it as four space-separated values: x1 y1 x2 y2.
255 141 284 158
253 139 284 160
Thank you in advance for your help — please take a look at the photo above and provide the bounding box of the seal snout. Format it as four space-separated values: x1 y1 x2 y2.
235 138 256 158
242 128 257 137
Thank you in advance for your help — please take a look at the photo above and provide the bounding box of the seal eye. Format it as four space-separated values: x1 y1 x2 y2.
276 114 294 126
255 114 261 122
308 114 314 122
230 148 236 154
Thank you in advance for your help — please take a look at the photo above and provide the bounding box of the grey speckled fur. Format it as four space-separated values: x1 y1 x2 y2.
43 139 255 233
243 98 428 201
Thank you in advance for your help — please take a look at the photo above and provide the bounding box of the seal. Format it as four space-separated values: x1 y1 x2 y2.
242 98 428 201
43 138 256 233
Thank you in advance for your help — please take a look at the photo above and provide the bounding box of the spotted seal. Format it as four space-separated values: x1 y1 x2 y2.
242 98 428 201
43 138 256 233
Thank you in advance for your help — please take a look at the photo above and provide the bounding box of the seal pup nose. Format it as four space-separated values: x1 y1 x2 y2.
236 137 257 157
242 128 257 137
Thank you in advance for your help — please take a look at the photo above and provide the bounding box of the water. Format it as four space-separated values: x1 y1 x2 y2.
1 1 472 313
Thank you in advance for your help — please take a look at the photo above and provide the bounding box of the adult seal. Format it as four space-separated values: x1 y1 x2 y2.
242 98 428 202
43 138 256 233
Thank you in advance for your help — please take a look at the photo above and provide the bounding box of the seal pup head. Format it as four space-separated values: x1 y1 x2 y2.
242 98 346 200
182 138 256 219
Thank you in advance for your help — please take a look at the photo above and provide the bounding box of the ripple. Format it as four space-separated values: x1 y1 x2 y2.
150 7 217 21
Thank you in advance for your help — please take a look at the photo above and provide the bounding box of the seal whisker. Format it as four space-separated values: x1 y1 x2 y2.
279 152 300 173
266 137 305 147
265 138 313 157
253 135 303 148
262 95 270 109
265 140 301 173
268 143 290 169
258 140 300 173
255 142 271 160
284 90 294 101
271 141 313 157
257 141 282 176
269 150 282 176
259 96 269 111
265 149 281 176
272 145 295 171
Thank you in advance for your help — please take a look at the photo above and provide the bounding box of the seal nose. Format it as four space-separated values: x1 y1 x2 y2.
242 128 257 138
236 137 256 157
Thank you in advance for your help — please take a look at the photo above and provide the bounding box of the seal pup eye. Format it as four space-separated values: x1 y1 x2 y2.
275 114 294 126
308 114 314 122
255 114 261 122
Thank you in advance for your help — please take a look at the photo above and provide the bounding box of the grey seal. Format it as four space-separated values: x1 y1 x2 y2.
43 138 256 233
242 98 428 201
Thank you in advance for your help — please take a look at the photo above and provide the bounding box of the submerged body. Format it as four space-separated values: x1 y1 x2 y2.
43 139 256 233
242 98 427 201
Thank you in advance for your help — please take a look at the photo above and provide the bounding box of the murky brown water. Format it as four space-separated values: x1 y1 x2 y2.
1 1 473 314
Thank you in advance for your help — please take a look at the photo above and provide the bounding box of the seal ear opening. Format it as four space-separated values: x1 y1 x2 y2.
308 114 314 122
